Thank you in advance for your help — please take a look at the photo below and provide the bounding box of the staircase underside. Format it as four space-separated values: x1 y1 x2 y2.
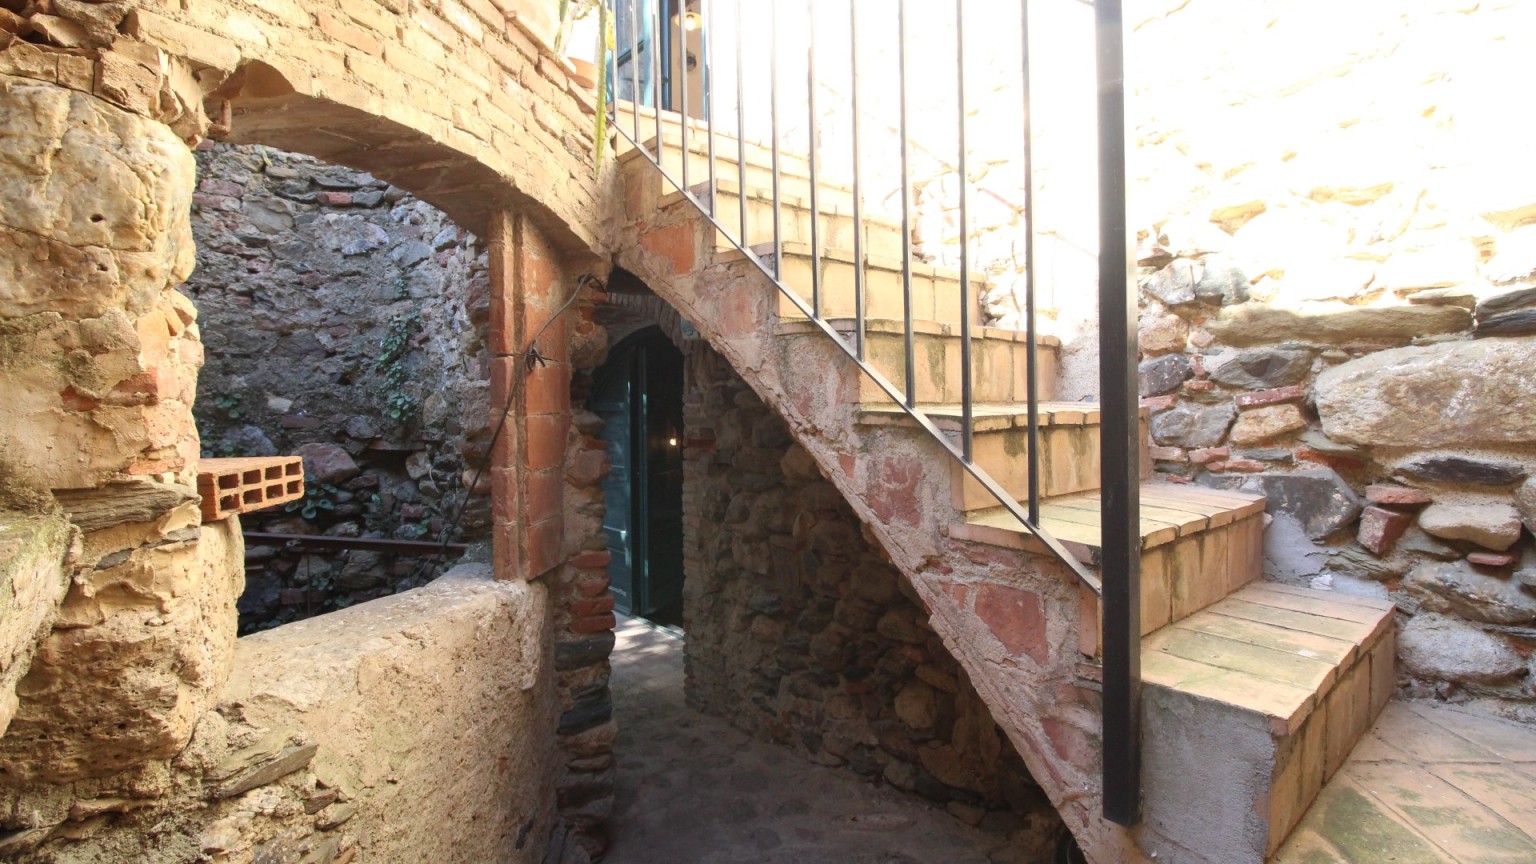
606 104 1491 864
1274 701 1536 863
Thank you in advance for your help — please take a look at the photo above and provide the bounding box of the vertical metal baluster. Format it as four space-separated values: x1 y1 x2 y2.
734 0 747 249
631 0 641 147
849 0 865 360
806 0 822 319
1096 0 1141 828
705 0 717 215
1021 0 1040 525
770 0 782 279
956 0 974 463
680 0 690 197
653 0 663 153
897 0 915 408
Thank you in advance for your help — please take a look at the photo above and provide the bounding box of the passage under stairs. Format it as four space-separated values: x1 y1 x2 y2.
607 103 1526 864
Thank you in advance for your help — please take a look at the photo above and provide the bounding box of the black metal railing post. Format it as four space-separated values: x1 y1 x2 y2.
769 0 783 278
1096 0 1142 828
705 0 717 214
897 0 915 408
849 0 865 360
956 0 974 463
1020 0 1041 526
733 0 746 248
806 0 822 319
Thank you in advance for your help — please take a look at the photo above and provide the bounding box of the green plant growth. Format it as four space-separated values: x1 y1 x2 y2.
209 389 243 421
374 315 420 425
285 482 342 521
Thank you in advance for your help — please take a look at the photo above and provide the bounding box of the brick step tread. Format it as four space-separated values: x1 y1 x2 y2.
660 175 877 223
716 241 989 286
773 316 1061 346
1274 702 1536 863
1143 583 1394 736
197 455 304 523
955 481 1264 554
858 401 1147 432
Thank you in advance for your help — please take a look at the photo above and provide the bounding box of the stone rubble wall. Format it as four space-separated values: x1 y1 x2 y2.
187 141 493 632
679 346 1063 861
1125 0 1536 714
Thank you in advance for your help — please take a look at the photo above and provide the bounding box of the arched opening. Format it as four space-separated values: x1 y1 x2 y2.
590 326 685 626
185 140 493 632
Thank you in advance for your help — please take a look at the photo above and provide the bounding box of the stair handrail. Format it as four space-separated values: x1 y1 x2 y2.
603 0 1141 825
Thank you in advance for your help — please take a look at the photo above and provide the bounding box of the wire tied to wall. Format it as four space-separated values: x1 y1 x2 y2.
428 272 600 566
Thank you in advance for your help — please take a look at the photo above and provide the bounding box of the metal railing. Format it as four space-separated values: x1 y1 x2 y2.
604 0 1140 825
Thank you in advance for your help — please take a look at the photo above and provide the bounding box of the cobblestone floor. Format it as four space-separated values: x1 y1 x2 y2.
603 616 1036 864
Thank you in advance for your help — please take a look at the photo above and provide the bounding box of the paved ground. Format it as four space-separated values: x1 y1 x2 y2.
1276 700 1536 863
603 615 1032 864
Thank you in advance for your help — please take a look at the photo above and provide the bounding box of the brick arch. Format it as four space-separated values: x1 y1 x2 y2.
128 0 603 258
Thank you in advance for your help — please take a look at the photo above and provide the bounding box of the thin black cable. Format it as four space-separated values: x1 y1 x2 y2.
423 273 598 573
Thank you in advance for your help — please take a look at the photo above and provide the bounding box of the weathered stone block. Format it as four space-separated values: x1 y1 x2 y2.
1151 402 1236 449
1394 455 1527 488
1205 302 1470 347
1237 469 1361 540
1357 506 1412 556
1208 347 1313 390
1405 560 1536 626
0 512 75 738
1417 502 1523 551
1229 404 1307 446
1398 614 1524 685
1317 338 1536 447
1139 354 1193 396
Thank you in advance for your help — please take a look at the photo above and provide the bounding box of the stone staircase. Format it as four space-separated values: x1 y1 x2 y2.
609 106 1398 864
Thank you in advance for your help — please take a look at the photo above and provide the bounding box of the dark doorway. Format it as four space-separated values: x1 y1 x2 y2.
590 327 685 626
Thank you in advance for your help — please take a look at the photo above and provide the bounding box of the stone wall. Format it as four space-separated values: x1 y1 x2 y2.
1125 0 1536 713
186 142 493 632
3 564 560 864
680 346 1062 859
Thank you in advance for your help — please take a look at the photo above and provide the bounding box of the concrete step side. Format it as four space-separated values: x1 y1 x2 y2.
859 403 1152 513
662 179 908 261
616 102 817 181
1140 584 1397 863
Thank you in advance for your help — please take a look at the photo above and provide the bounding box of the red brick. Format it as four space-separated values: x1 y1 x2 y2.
1234 385 1305 409
1188 446 1229 465
1183 379 1215 392
571 595 615 617
525 516 564 579
570 613 616 634
1365 484 1432 507
1140 395 1178 413
317 10 383 55
574 572 611 597
59 386 99 412
525 413 568 471
1468 551 1516 568
868 455 921 528
1148 446 1187 463
523 361 571 414
493 518 523 580
316 190 351 206
571 550 612 570
526 466 563 524
1357 506 1413 556
1295 447 1365 472
1042 716 1097 773
639 221 696 275
974 583 1048 665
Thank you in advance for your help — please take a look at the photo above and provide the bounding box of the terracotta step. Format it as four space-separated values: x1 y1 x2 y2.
953 481 1265 637
858 402 1151 514
616 102 818 184
197 456 305 523
1275 700 1536 863
1139 583 1396 863
717 241 984 329
660 176 907 261
774 318 1059 407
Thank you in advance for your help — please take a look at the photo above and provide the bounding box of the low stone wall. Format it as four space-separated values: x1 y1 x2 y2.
187 142 493 632
680 346 1062 857
2 564 558 864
